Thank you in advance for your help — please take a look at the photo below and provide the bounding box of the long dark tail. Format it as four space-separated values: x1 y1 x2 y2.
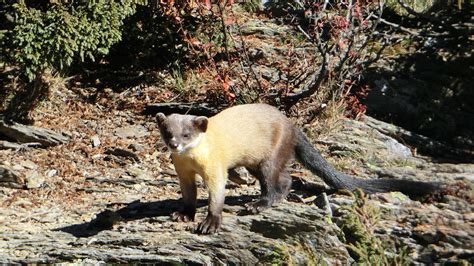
294 130 441 197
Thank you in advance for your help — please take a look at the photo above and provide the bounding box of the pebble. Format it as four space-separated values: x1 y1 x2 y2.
25 171 45 189
45 169 57 177
91 135 101 147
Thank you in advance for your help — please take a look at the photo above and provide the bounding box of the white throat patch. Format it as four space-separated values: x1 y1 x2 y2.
174 133 204 154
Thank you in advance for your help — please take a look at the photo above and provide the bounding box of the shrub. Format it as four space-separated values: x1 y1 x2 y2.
0 0 146 123
2 0 146 80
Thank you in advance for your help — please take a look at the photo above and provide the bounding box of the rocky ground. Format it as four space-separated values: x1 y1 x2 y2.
1 7 473 265
0 91 472 263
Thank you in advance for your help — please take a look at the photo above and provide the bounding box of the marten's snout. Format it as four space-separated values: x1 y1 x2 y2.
168 140 179 149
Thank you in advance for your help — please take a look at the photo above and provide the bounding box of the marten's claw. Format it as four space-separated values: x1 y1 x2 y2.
245 199 272 214
171 211 194 222
195 214 222 234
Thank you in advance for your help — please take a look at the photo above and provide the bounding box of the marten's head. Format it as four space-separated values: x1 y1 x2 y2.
156 113 208 154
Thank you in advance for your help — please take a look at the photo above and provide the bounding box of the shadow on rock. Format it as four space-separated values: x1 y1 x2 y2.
56 199 181 237
57 195 260 238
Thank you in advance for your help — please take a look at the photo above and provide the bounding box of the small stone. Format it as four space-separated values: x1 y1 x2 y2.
456 174 474 182
20 160 37 170
25 171 45 189
45 169 57 177
91 135 101 147
128 143 145 152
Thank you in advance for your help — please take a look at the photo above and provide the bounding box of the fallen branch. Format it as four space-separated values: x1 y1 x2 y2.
0 116 69 147
143 102 220 117
0 140 42 150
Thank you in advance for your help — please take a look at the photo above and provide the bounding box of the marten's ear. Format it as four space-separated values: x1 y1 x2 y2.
194 116 208 133
156 113 167 126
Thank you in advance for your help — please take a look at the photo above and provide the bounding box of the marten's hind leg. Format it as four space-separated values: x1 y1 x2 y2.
246 167 292 214
245 130 294 214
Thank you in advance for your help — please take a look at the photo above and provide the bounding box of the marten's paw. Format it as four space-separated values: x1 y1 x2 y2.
171 211 194 222
195 214 222 234
245 199 272 214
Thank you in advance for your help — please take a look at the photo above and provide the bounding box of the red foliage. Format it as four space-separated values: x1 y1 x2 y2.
344 83 370 119
214 72 236 101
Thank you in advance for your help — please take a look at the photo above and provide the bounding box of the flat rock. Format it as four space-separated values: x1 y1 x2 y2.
0 118 69 147
114 126 149 139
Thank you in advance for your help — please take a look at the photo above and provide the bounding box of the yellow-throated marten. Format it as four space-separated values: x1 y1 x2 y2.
156 103 440 234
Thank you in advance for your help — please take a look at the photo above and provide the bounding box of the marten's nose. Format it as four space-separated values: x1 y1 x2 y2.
169 142 178 149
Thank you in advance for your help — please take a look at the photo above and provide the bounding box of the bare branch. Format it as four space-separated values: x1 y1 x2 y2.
377 16 419 35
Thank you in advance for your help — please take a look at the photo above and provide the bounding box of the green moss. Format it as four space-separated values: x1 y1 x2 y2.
338 190 410 265
253 243 290 265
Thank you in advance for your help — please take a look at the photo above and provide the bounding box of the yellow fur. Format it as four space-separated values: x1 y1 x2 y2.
171 104 291 193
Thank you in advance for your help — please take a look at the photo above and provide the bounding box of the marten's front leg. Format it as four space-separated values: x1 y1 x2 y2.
196 169 227 234
172 168 197 222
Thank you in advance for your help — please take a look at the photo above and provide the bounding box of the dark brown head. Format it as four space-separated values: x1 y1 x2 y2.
156 113 208 154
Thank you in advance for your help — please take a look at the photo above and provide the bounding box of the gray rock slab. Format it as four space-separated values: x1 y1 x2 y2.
0 203 350 264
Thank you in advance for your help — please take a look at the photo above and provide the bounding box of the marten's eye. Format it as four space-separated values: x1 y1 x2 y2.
183 133 190 138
